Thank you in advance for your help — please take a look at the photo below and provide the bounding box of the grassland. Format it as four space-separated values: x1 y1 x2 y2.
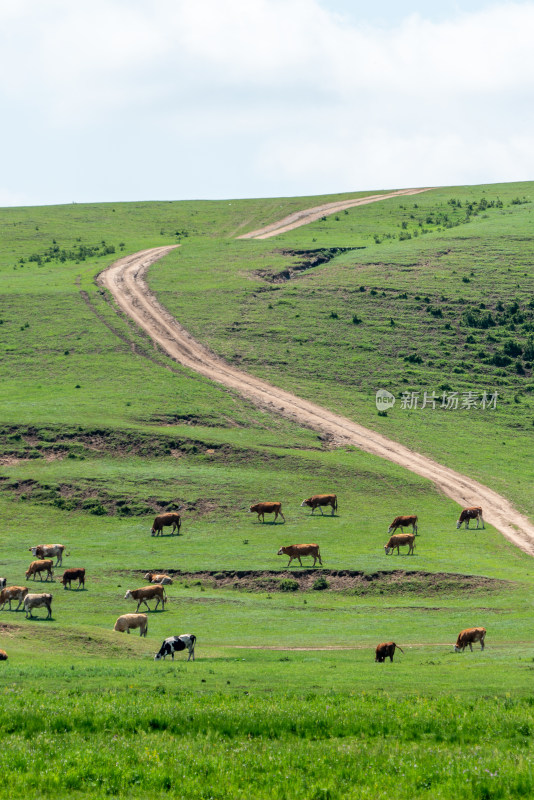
0 184 533 798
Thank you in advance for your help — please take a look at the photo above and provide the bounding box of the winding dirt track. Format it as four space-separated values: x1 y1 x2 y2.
237 187 434 239
98 193 534 556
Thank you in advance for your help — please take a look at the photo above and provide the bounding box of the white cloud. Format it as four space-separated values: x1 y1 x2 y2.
0 0 533 204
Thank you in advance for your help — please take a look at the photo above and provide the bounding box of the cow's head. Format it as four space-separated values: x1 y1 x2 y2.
456 520 461 529
154 652 163 660
384 545 392 555
124 590 133 600
300 499 311 507
277 547 286 556
454 644 461 652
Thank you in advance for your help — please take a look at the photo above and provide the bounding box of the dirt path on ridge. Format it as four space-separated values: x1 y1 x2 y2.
98 191 534 557
237 187 433 239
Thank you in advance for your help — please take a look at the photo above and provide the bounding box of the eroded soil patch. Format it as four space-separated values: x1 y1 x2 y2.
136 569 512 595
253 248 361 284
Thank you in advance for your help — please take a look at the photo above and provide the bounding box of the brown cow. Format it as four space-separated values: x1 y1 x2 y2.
61 568 85 589
300 494 337 516
277 543 322 567
375 642 404 662
0 586 28 611
124 585 166 612
388 515 418 535
0 649 7 660
151 512 181 536
384 533 415 555
454 627 486 652
456 507 484 530
249 502 285 523
25 559 54 581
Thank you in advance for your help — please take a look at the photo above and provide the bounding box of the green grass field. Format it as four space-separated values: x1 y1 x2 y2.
1 184 533 798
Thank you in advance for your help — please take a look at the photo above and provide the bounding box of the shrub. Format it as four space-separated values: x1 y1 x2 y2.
524 337 534 361
279 579 299 592
352 314 362 325
503 339 523 357
312 576 329 591
329 311 339 319
492 353 512 367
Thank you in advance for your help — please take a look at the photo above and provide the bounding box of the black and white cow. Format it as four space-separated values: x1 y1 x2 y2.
154 634 196 662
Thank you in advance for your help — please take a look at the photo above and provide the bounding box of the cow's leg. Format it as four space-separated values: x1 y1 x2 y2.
319 506 324 516
331 504 335 516
279 511 285 522
311 507 315 515
298 556 303 567
468 642 473 651
480 638 485 650
318 552 323 565
287 557 293 567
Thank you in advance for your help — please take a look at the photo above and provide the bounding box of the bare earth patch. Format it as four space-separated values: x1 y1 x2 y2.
135 569 511 595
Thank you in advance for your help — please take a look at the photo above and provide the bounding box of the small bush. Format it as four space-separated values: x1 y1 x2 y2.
279 579 299 592
329 311 339 319
352 314 362 325
312 576 329 591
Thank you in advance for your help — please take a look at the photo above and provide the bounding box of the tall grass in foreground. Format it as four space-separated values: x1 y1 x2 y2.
3 690 534 798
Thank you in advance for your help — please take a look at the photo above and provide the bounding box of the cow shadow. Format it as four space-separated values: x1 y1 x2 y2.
26 616 55 622
150 532 182 537
304 513 339 519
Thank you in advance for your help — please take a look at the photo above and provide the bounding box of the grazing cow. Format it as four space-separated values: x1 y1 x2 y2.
151 512 181 536
384 533 416 555
249 502 285 523
375 642 404 663
0 578 6 590
30 544 66 567
0 586 28 611
24 593 53 619
25 559 54 582
300 494 338 516
114 613 148 636
144 572 173 585
388 515 418 535
454 627 486 652
155 634 196 662
0 649 7 660
124 585 166 612
456 507 484 530
277 543 322 567
61 568 85 590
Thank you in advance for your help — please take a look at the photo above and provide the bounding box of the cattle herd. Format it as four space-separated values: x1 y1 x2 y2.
0 501 487 663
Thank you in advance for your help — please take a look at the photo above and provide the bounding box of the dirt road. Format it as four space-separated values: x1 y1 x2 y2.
98 195 534 556
237 187 433 239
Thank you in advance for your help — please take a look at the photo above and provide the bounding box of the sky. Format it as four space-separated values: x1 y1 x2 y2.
0 0 533 206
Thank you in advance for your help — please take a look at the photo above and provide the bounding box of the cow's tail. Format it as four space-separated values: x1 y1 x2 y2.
395 644 404 654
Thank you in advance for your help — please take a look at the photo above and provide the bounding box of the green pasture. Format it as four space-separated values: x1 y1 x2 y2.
1 184 533 798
